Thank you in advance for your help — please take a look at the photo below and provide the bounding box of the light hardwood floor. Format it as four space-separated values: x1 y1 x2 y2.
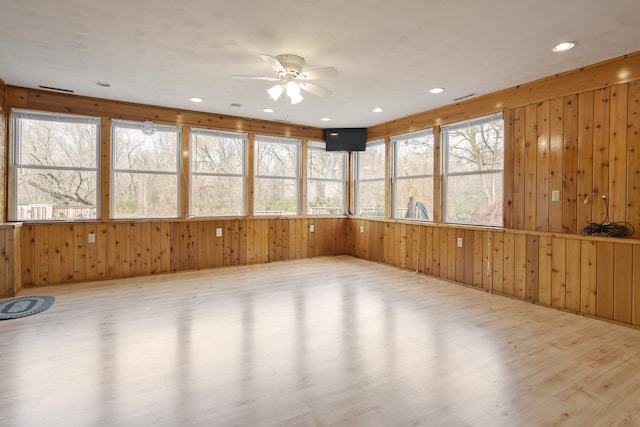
2 255 640 426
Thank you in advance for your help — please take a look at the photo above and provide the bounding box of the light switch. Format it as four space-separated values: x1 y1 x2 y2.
87 233 95 243
457 237 463 248
216 228 222 237
309 224 314 233
551 190 561 202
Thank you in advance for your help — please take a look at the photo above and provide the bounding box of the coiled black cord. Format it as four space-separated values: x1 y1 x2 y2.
581 195 635 237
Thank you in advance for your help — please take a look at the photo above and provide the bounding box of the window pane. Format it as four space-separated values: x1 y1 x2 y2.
192 131 244 174
446 172 503 225
113 173 177 218
114 126 178 172
18 118 97 168
395 177 433 220
394 132 434 176
254 178 298 215
446 120 504 173
16 168 97 220
307 180 345 215
256 140 298 177
357 180 385 217
308 149 344 180
14 111 99 221
192 175 244 216
357 142 385 179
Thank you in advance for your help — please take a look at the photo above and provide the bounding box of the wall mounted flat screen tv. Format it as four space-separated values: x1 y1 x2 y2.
324 128 367 151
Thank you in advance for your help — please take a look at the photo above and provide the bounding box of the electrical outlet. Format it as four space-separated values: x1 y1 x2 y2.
360 225 364 234
457 237 463 248
309 224 314 233
551 190 561 202
87 233 95 244
216 228 222 237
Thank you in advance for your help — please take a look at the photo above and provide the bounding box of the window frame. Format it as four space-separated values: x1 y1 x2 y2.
189 128 247 217
253 134 301 216
355 138 386 218
11 109 101 221
441 113 504 226
306 140 347 215
391 129 434 221
111 119 181 219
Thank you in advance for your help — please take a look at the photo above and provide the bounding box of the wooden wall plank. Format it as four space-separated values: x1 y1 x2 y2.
580 240 597 316
549 98 564 233
503 109 514 228
633 245 640 326
59 224 74 283
596 241 615 320
550 237 566 309
565 239 581 312
72 223 86 283
511 107 526 229
463 229 474 286
538 236 552 305
526 235 539 302
576 92 595 232
21 224 35 287
563 95 579 234
502 232 515 297
47 224 61 284
628 81 640 238
613 243 633 324
609 85 629 225
592 88 611 222
473 229 483 287
138 222 151 275
524 104 538 230
536 101 551 231
514 234 527 299
491 231 504 294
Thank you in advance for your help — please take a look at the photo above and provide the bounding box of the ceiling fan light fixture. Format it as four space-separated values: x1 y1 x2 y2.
286 81 304 104
267 84 283 101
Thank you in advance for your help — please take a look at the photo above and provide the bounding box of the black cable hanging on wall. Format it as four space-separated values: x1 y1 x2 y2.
581 195 635 238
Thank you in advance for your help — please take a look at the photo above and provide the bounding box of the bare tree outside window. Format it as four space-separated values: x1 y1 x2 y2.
355 140 385 217
443 114 503 225
191 129 246 216
307 141 346 215
393 130 434 220
254 135 300 215
112 120 180 218
13 110 99 220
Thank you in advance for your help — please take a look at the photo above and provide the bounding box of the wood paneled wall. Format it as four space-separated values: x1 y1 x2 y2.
504 82 640 236
0 223 21 297
20 218 348 287
348 219 640 327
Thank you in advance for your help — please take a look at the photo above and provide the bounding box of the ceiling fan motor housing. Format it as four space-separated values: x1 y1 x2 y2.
276 54 305 79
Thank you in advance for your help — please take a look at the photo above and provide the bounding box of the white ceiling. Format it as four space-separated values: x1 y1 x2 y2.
1 0 639 128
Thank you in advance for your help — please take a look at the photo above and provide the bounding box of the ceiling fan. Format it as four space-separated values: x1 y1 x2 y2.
233 54 338 104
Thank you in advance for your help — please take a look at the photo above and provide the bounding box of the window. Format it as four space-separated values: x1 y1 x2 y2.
442 113 504 225
12 110 100 220
191 129 246 216
254 135 300 216
392 129 434 221
112 120 180 218
307 141 346 215
355 139 385 217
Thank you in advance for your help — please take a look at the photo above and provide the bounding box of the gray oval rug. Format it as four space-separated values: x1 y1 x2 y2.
0 296 55 320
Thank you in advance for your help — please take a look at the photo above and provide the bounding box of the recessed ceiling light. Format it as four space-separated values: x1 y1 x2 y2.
373 107 383 113
553 41 576 52
321 117 331 121
263 108 274 113
190 97 203 103
429 87 445 94
96 81 110 87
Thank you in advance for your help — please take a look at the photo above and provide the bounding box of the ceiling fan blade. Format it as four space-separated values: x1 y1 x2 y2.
299 67 338 80
298 82 332 97
260 54 286 73
232 75 280 81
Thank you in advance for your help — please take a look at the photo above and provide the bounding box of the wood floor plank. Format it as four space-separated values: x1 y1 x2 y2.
3 256 640 426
